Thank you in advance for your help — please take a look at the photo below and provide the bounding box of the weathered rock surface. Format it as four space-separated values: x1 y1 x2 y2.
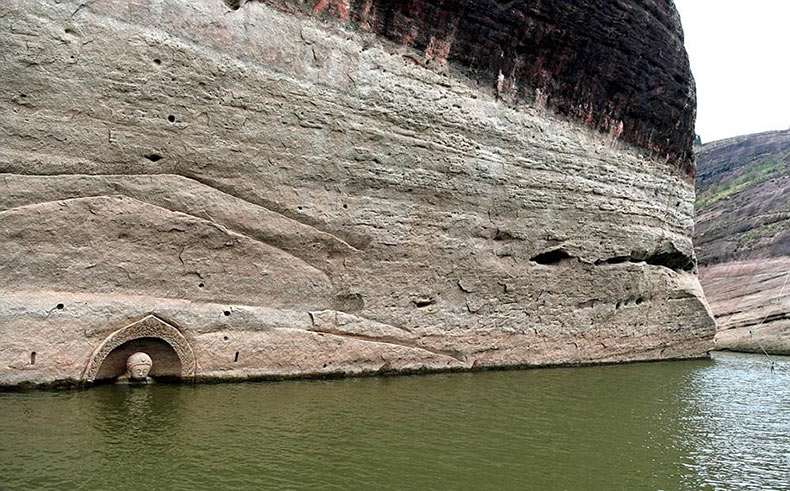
0 0 714 387
694 130 790 354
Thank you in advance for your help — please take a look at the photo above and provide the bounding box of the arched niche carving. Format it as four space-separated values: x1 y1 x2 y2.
83 315 196 383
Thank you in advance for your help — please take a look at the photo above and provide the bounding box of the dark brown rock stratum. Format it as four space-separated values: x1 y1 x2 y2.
0 0 712 387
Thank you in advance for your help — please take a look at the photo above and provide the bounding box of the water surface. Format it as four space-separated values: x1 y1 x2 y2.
1 352 788 490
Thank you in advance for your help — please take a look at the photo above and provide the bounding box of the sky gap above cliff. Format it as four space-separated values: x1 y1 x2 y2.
675 0 790 143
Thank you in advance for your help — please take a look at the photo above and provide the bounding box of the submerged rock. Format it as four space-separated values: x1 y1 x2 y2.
0 0 714 387
695 129 790 355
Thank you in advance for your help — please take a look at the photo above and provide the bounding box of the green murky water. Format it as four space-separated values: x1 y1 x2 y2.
1 352 788 490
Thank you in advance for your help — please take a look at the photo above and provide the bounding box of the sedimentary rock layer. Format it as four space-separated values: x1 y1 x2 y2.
0 0 713 387
694 130 790 354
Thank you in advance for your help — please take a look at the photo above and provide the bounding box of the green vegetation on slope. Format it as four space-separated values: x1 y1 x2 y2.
695 161 786 208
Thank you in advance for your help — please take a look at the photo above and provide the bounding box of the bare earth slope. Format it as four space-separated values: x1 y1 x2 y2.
695 130 790 354
0 0 714 386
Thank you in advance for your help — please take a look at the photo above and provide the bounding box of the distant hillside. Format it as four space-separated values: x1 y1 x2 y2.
694 130 790 354
695 130 790 264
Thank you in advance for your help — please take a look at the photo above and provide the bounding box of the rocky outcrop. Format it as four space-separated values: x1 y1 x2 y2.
0 0 714 387
694 130 790 354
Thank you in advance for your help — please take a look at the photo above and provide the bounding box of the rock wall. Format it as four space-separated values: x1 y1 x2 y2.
0 0 714 387
694 130 790 354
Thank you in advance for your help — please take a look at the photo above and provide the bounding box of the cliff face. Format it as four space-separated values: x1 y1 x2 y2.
0 0 714 387
694 130 790 354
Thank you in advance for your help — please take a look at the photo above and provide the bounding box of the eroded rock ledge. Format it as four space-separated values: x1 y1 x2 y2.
0 0 713 387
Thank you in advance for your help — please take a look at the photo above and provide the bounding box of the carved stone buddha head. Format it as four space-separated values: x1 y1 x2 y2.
126 352 153 380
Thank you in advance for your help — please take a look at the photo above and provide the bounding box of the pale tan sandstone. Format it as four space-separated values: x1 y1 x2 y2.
0 0 714 386
701 258 790 355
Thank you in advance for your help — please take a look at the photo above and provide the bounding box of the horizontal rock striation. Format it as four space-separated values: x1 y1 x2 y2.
0 0 713 387
694 130 790 354
263 0 698 172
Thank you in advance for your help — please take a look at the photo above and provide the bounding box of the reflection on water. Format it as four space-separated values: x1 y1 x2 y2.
0 352 787 490
679 354 789 489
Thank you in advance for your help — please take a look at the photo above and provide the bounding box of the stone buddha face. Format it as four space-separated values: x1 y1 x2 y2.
126 352 153 380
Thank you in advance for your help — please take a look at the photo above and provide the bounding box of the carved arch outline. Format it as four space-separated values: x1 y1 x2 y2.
83 315 196 382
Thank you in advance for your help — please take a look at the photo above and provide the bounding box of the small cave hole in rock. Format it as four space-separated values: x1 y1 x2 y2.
596 256 630 265
644 251 695 273
234 351 239 362
167 114 176 123
414 298 435 308
343 204 348 209
223 336 229 341
224 310 231 317
198 282 205 288
144 153 163 162
56 303 64 310
223 0 242 10
30 352 36 365
530 249 573 265
153 58 161 65
635 297 644 305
